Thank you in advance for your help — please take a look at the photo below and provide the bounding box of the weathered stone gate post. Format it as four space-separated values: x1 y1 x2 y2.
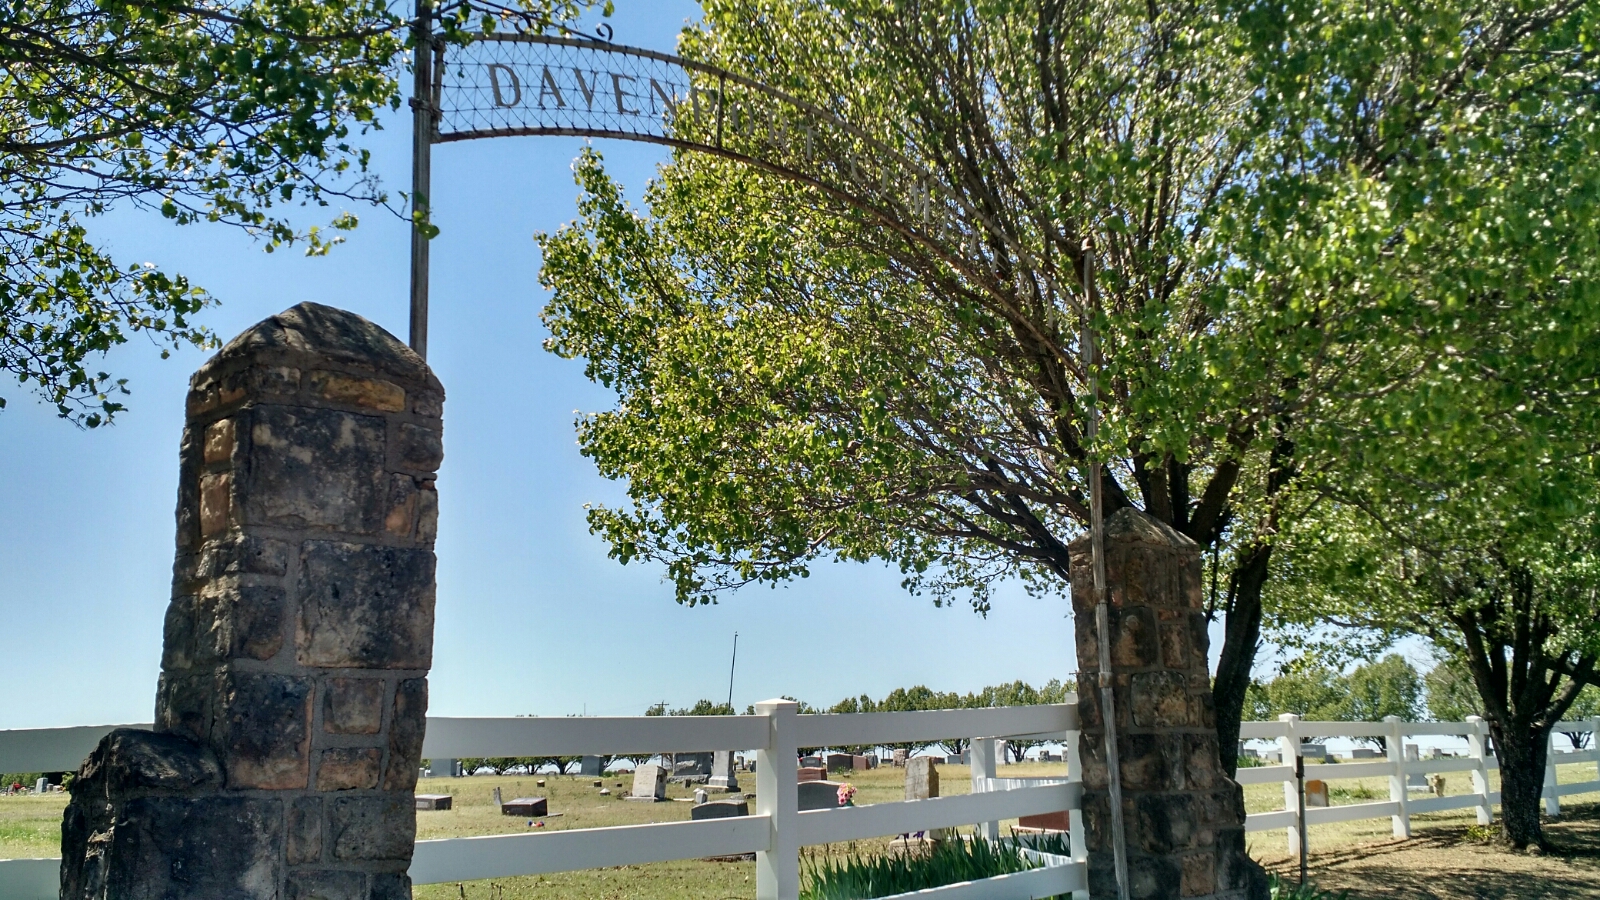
61 303 444 900
1072 508 1267 900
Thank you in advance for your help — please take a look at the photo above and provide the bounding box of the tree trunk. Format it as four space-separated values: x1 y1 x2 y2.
1490 717 1551 848
1212 542 1272 776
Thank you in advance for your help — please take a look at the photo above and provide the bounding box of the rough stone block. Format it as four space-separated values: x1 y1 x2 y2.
329 795 415 861
383 678 428 791
324 678 386 735
317 748 382 791
162 595 203 671
383 474 420 537
1136 793 1197 854
199 472 233 537
204 418 237 464
307 369 406 412
1160 620 1191 669
395 422 444 471
297 541 435 669
1180 852 1216 897
92 796 284 900
216 671 313 789
288 796 323 864
1132 671 1192 728
1111 607 1159 668
199 584 287 662
73 730 224 800
372 873 413 900
287 869 367 900
155 673 214 744
198 534 290 579
416 483 439 543
243 406 386 532
1127 854 1183 900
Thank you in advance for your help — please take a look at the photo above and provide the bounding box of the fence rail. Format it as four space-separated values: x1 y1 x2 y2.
0 700 1086 900
8 708 1599 897
1237 713 1600 852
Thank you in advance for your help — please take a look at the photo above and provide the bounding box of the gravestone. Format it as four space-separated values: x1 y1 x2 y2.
60 304 444 900
501 797 547 817
709 750 740 791
673 751 713 783
628 763 668 801
1072 508 1268 900
1351 748 1379 760
691 798 750 820
797 766 828 783
1304 780 1329 808
1301 743 1329 763
35 778 47 795
415 794 452 811
905 757 939 801
799 755 823 769
1405 745 1428 789
892 749 908 767
580 755 603 777
798 780 846 811
945 753 968 765
825 753 853 772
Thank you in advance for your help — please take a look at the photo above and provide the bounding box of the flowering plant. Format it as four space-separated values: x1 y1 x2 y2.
837 783 857 806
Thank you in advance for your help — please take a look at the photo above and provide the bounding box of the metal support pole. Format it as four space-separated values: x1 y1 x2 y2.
408 0 434 359
1083 239 1130 900
1296 751 1308 886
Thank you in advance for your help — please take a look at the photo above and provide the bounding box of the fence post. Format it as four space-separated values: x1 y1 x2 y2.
756 698 799 900
1384 716 1411 838
970 736 999 842
1544 730 1561 818
1065 712 1089 900
1592 717 1600 784
1465 715 1493 825
1277 713 1300 856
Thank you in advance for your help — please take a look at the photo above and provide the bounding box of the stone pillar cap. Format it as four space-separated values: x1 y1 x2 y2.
1067 506 1195 551
193 302 441 392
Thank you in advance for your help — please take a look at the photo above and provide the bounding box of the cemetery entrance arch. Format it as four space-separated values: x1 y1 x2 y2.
406 10 1142 897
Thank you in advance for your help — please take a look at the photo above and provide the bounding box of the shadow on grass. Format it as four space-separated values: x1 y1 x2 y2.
1263 803 1600 900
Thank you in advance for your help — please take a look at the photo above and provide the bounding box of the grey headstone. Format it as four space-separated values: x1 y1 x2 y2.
905 757 939 801
628 763 668 801
580 755 603 777
825 753 852 772
798 780 846 811
691 799 750 820
799 755 823 768
500 797 547 817
35 778 48 794
708 750 741 791
415 794 452 811
1405 744 1428 789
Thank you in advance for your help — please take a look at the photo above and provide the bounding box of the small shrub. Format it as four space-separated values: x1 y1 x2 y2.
1464 823 1497 844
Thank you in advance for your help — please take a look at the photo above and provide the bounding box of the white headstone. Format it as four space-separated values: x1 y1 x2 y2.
36 778 48 794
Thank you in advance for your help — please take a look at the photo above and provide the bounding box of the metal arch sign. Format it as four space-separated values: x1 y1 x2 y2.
406 30 1006 359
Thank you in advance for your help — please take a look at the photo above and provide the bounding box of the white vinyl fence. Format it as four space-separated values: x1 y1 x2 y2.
0 699 1087 900
1238 713 1600 853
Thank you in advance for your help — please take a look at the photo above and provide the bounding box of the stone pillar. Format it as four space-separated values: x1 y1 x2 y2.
1071 509 1266 900
61 303 444 900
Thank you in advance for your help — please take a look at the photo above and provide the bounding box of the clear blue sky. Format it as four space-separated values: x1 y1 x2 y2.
0 1 1093 729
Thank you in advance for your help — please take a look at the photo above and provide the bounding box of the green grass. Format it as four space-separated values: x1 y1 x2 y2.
1269 873 1354 900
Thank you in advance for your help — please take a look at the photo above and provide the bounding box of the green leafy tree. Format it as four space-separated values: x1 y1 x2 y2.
539 0 1593 779
0 0 596 424
1424 657 1482 724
